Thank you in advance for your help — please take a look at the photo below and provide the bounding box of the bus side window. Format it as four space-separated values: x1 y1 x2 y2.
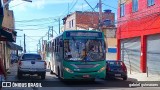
59 40 63 47
52 41 54 52
54 39 56 52
57 39 59 52
55 39 57 52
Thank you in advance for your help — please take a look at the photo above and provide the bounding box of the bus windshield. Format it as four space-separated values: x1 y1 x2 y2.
64 39 106 61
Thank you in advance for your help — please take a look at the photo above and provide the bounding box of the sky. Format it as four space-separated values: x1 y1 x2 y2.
9 0 118 53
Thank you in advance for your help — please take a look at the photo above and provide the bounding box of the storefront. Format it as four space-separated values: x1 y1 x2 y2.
147 34 160 75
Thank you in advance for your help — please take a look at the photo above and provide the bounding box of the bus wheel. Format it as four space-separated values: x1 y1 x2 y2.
48 62 51 69
89 78 95 82
50 70 54 74
91 78 95 81
57 68 60 79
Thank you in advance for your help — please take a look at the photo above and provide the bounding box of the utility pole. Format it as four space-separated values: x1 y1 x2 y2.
20 40 21 47
48 27 50 40
82 3 84 12
24 34 26 53
68 3 69 15
37 44 38 53
39 40 41 52
59 18 60 34
51 26 53 37
99 0 102 31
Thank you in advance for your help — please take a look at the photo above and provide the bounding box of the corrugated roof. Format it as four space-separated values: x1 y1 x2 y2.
6 42 23 51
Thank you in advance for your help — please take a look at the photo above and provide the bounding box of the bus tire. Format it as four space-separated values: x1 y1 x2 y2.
50 70 54 74
90 78 95 81
48 62 50 69
57 67 60 79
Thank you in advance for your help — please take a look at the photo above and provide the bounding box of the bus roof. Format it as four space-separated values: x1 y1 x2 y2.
63 30 102 33
47 30 104 43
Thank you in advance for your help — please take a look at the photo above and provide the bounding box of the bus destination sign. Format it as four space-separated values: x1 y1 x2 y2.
66 32 102 38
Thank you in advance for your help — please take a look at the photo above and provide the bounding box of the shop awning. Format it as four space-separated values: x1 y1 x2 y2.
0 2 4 34
0 28 17 42
7 42 23 51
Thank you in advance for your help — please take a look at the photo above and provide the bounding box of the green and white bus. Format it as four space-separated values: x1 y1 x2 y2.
46 30 106 80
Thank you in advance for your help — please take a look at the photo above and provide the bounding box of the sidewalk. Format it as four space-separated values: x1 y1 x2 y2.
105 54 160 81
128 70 160 81
106 53 117 60
7 62 160 81
6 63 18 81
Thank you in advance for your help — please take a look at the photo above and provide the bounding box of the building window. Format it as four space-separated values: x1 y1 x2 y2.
132 0 138 12
69 20 74 28
71 20 74 27
148 0 154 6
69 21 71 28
120 3 125 17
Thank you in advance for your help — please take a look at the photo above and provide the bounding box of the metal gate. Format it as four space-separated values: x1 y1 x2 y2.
147 34 160 75
121 37 141 72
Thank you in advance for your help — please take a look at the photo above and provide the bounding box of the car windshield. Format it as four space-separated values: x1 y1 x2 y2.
64 39 105 61
108 61 123 67
22 54 42 60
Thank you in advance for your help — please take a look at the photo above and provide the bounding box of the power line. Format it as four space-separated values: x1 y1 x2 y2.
103 3 117 9
9 2 26 8
120 15 160 32
59 0 75 16
15 27 47 30
84 0 96 12
16 22 55 27
69 0 78 13
25 35 38 41
15 16 60 22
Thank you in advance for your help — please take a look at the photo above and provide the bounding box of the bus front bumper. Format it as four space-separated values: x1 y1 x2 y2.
63 71 105 80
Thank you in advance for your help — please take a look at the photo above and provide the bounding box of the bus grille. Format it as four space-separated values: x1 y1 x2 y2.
71 64 99 69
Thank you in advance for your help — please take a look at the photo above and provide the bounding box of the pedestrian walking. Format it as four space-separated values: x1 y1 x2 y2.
0 59 7 90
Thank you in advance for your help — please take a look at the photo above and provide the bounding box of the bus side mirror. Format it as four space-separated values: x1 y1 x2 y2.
0 3 4 16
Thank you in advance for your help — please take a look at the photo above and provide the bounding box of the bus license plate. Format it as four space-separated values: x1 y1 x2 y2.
115 74 121 77
30 69 36 72
83 75 90 78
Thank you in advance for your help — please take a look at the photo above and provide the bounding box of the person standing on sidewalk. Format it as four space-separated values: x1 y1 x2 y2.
0 59 7 90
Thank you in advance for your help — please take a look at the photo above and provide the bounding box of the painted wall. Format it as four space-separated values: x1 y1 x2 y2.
63 11 115 30
64 13 76 30
117 0 160 39
2 8 15 30
117 0 160 73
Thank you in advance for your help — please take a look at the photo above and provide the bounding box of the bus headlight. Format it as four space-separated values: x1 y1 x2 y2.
98 67 105 72
64 67 73 73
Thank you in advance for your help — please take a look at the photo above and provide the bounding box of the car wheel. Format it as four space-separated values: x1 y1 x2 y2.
17 71 23 79
41 73 46 80
105 75 110 80
123 76 127 80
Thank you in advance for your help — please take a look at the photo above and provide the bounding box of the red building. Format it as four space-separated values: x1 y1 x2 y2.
117 0 160 74
62 11 115 30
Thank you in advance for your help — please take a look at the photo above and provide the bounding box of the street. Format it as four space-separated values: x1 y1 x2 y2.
1 63 160 90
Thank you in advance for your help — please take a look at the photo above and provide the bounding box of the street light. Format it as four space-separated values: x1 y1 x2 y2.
54 18 61 34
3 0 32 7
11 29 23 31
22 0 32 3
15 29 23 31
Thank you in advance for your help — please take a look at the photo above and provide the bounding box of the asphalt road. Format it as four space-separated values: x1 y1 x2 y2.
2 63 160 90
